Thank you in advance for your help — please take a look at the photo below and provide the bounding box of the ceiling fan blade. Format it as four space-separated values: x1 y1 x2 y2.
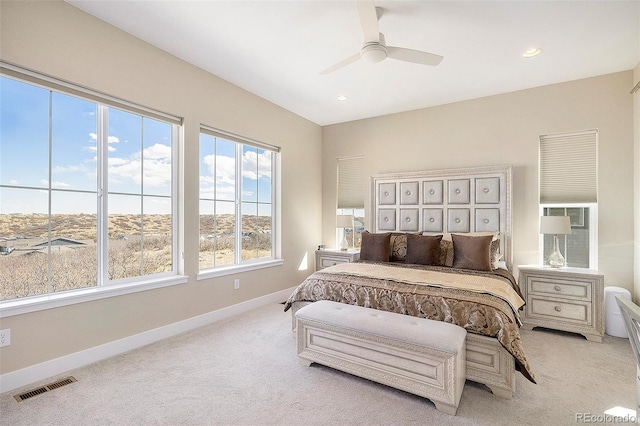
319 53 361 75
387 46 443 66
356 0 380 43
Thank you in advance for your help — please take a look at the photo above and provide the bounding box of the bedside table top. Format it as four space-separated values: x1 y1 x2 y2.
518 265 602 277
317 249 360 254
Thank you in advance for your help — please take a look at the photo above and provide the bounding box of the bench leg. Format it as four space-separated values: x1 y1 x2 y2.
487 384 512 399
298 357 312 367
433 401 458 416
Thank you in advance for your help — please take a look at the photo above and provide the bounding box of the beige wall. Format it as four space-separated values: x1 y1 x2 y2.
0 0 636 379
323 71 635 293
0 1 322 374
635 61 640 301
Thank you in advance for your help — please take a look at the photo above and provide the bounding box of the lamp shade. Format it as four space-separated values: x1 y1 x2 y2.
336 215 352 228
540 216 571 235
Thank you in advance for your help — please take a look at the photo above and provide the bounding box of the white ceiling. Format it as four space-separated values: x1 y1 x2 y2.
68 0 640 126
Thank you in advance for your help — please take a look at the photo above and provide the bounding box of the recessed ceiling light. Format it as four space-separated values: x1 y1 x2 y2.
522 48 542 58
336 95 349 102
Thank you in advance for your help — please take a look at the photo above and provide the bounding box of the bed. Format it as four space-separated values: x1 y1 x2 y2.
285 165 535 398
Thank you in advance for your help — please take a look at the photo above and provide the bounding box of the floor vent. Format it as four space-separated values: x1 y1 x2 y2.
14 376 77 402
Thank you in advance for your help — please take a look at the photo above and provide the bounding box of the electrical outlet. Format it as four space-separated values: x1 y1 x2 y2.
234 279 240 290
0 329 10 347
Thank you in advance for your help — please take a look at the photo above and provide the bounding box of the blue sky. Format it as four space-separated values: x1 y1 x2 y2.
199 134 272 216
1 76 173 215
1 76 272 217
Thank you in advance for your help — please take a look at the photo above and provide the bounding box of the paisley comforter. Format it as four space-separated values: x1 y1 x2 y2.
284 261 535 383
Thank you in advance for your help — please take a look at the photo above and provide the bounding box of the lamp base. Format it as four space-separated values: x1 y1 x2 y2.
547 235 565 268
340 236 349 251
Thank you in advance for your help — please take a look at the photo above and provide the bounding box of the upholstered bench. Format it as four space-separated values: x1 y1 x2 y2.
295 300 467 415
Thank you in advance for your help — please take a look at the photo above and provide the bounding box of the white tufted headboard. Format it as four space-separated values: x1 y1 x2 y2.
371 165 513 270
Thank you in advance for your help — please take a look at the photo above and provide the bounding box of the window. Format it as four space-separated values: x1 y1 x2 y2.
541 206 596 268
0 68 181 303
337 156 365 249
198 127 279 273
539 130 597 268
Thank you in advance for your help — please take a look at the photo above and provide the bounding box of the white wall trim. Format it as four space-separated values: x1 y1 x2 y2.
0 287 295 394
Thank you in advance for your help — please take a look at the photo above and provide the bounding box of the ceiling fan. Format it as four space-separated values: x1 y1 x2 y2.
320 0 444 75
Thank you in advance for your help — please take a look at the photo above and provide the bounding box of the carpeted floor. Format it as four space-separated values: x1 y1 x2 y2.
0 302 636 426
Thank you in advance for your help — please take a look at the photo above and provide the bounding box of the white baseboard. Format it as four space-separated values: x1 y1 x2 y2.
0 287 295 394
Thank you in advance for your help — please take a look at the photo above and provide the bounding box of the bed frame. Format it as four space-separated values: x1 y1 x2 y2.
371 164 512 270
371 164 515 398
292 165 517 398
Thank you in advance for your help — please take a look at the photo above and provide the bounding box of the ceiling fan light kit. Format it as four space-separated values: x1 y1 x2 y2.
320 0 443 74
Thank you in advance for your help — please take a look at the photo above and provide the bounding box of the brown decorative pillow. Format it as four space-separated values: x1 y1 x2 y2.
405 234 443 265
360 231 391 262
451 234 493 271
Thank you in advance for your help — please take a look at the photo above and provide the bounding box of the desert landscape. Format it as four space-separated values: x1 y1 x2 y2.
0 213 272 300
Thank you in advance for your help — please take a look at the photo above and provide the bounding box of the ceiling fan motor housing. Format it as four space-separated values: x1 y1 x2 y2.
361 33 387 63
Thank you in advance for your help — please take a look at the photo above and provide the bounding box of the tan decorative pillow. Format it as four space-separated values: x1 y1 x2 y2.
360 231 391 262
405 234 442 265
389 233 408 261
451 234 493 271
439 239 454 267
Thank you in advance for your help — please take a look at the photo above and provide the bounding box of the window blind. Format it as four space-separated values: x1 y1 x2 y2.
539 130 597 203
200 125 280 152
1 61 182 125
337 156 364 209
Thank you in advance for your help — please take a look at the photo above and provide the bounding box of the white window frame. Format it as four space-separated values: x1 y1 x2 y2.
0 63 186 318
539 129 598 270
197 126 282 280
539 203 598 270
336 156 365 250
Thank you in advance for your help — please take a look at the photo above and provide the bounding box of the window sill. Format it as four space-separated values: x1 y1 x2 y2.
197 258 284 280
0 275 189 318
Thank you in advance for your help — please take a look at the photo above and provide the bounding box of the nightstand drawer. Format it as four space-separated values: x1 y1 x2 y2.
526 276 591 301
319 256 350 269
528 296 591 326
315 250 360 271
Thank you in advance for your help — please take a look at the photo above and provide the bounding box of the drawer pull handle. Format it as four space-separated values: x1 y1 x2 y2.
554 305 562 312
554 285 561 292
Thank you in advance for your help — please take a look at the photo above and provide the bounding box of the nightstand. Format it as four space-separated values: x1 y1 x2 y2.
315 249 360 271
518 265 604 342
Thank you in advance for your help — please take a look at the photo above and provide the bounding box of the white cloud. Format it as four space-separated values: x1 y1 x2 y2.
89 133 119 151
242 150 271 180
107 143 172 189
51 181 71 189
143 143 171 160
203 154 235 186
